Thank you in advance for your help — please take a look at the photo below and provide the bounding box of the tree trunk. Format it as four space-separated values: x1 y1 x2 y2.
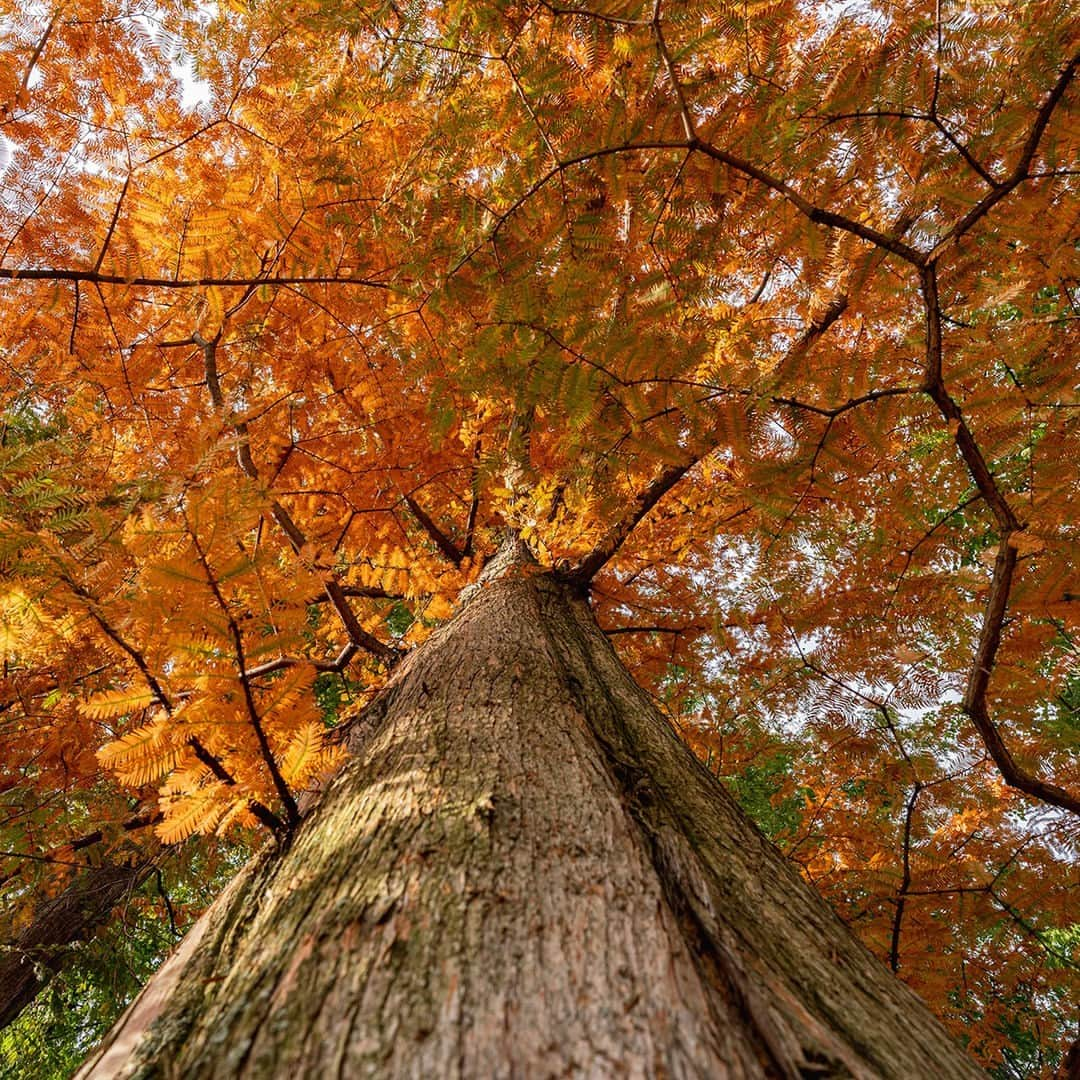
0 860 150 1029
76 544 981 1079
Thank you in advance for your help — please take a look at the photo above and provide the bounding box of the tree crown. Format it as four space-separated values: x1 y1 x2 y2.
0 0 1076 1068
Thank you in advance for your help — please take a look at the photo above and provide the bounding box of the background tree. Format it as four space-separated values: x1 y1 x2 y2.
0 0 1076 1073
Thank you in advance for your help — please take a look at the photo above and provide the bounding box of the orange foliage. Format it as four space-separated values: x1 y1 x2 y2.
0 0 1076 1068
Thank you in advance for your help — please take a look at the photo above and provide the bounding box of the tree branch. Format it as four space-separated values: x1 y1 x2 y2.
92 174 132 274
197 333 400 667
188 525 297 830
888 781 923 973
963 541 1080 815
61 575 286 827
809 110 1000 188
562 459 698 586
0 268 390 289
16 11 56 103
403 491 464 566
933 52 1078 253
920 264 1080 816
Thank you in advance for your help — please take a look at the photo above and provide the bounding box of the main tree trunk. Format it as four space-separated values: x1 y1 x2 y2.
77 548 980 1078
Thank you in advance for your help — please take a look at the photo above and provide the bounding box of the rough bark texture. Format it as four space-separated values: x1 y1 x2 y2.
0 860 150 1029
77 546 982 1079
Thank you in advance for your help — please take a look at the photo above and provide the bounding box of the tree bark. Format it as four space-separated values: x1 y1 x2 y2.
0 860 150 1029
76 544 981 1079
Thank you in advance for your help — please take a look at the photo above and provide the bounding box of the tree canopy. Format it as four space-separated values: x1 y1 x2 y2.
0 0 1076 1071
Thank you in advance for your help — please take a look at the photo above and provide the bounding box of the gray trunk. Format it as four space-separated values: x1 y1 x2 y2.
76 550 981 1079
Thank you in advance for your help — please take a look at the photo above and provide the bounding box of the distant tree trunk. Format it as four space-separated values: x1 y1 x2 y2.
77 544 981 1079
0 860 150 1029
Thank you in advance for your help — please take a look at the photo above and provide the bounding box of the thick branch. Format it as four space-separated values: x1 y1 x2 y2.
403 491 464 566
0 813 161 896
0 860 153 1032
563 459 697 585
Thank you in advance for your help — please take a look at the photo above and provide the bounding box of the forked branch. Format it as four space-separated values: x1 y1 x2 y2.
196 332 400 667
920 265 1080 816
64 576 286 833
187 525 299 830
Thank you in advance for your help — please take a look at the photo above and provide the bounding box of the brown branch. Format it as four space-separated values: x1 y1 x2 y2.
403 491 464 566
445 40 925 298
197 333 400 667
463 490 480 559
786 630 919 773
884 493 982 616
653 1 696 145
60 575 174 715
242 643 359 681
772 293 850 384
461 438 483 559
321 580 400 666
188 526 298 830
187 737 237 786
537 0 652 26
0 807 162 882
896 881 1079 971
153 866 179 938
919 265 1080 816
562 267 866 587
933 52 1079 253
492 43 1071 297
688 139 924 264
809 111 1000 188
0 268 390 289
303 585 402 609
16 11 56 103
888 781 923 973
61 576 281 824
191 739 288 836
963 541 1080 815
470 139 923 285
563 459 698 586
92 174 131 274
69 811 163 853
920 266 1018 534
0 859 153 1032
773 385 914 419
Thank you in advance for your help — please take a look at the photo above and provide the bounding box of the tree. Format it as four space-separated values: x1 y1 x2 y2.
0 0 1076 1073
74 539 985 1078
